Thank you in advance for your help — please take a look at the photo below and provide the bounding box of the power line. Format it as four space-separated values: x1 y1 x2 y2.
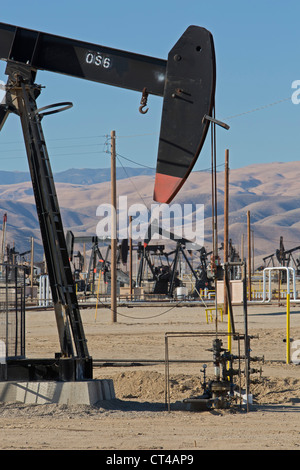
0 94 293 150
0 150 109 160
116 155 151 208
101 300 185 320
222 96 291 121
115 132 157 139
0 95 293 167
0 135 108 146
0 142 107 153
116 152 154 169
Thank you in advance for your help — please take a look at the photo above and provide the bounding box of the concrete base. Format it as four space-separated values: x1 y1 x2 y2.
0 379 115 405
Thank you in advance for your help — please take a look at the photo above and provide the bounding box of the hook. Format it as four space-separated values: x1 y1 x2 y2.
139 87 149 114
139 104 148 114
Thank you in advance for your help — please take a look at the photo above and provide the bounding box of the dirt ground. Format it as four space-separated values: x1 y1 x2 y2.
0 301 299 450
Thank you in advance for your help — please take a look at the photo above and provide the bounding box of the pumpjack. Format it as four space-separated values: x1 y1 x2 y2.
0 23 215 380
263 236 300 279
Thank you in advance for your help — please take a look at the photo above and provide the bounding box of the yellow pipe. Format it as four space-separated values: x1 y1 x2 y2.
228 304 232 352
286 293 290 364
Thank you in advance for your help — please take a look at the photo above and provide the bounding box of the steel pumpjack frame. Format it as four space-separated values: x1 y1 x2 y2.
0 23 216 381
3 64 92 381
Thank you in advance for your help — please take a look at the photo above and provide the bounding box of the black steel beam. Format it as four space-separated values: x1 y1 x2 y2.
0 22 166 96
0 22 216 203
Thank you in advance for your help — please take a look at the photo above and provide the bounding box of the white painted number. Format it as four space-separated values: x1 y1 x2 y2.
103 57 111 69
85 52 111 69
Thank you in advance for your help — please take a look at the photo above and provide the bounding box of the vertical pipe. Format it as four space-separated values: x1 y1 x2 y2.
224 150 230 350
211 116 218 327
111 130 117 322
286 293 290 364
213 121 218 259
211 126 215 257
224 150 229 295
247 211 251 301
293 268 296 301
83 242 86 272
278 269 281 306
14 265 18 357
227 298 232 352
243 261 250 412
5 265 8 358
129 215 133 300
22 267 26 358
165 334 170 411
30 236 34 300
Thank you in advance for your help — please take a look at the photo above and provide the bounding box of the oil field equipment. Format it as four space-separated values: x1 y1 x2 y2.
165 262 264 412
66 231 134 295
136 219 212 297
182 333 262 411
263 236 300 276
0 23 215 381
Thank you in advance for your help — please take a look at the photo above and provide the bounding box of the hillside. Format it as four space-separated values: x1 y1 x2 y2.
0 162 300 266
0 167 155 186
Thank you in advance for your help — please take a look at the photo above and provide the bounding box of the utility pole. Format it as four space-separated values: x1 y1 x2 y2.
251 229 255 275
241 233 244 261
111 130 117 322
247 210 251 301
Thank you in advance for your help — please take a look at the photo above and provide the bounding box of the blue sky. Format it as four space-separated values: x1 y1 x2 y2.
0 0 299 175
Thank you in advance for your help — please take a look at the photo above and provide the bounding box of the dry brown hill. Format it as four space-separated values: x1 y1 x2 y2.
0 161 300 267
